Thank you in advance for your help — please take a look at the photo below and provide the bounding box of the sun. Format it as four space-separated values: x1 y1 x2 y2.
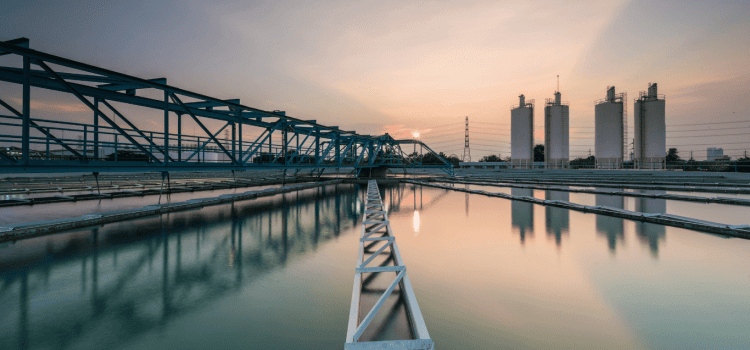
412 132 420 138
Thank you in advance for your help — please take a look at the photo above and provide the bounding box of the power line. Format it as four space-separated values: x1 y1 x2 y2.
667 120 750 127
667 126 750 132
666 132 749 138
473 122 504 125
667 141 750 147
422 122 464 130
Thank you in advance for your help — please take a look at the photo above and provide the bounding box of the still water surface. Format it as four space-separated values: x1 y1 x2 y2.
1 183 749 349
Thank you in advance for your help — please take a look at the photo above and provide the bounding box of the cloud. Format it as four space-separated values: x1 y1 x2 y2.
10 98 89 113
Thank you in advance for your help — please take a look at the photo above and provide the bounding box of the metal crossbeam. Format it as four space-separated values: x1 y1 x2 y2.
98 78 167 92
345 180 434 349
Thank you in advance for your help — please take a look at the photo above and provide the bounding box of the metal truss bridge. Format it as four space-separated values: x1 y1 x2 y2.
0 38 452 176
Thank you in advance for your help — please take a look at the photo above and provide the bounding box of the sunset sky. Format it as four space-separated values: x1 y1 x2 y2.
1 0 749 159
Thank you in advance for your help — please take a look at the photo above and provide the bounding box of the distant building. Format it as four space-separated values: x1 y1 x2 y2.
707 147 724 161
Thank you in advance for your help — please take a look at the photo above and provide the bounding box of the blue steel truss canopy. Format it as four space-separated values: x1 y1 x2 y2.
0 38 452 175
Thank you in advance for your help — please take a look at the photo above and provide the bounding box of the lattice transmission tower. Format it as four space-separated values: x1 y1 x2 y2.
463 116 471 162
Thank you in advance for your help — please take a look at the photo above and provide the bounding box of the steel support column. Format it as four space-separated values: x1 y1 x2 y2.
94 97 99 159
237 110 243 163
282 121 288 166
315 127 320 166
232 122 236 162
335 134 341 166
22 56 30 165
164 91 169 166
177 113 182 161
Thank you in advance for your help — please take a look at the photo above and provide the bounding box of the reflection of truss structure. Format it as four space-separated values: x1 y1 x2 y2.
345 180 433 349
0 184 361 350
0 38 451 175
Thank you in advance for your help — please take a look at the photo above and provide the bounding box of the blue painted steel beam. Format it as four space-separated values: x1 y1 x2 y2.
0 37 29 56
0 67 121 84
0 66 355 142
97 78 167 91
0 41 368 137
184 99 241 109
0 40 453 174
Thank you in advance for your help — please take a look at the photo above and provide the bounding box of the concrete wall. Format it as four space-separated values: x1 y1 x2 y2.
634 98 666 168
595 101 623 167
511 106 533 166
544 105 569 168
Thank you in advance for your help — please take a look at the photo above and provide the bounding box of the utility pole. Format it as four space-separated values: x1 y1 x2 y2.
463 116 471 162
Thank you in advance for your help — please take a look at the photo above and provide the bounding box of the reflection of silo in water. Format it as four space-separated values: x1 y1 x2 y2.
595 193 624 253
511 188 534 244
545 190 569 246
635 190 667 257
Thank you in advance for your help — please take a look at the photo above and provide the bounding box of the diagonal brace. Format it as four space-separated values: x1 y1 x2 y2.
99 99 173 161
184 122 231 161
0 98 84 160
352 269 406 341
36 60 162 163
242 121 281 164
170 93 237 165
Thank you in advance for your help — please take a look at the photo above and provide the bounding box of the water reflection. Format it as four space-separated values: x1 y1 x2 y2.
634 190 667 257
595 194 625 253
385 184 450 219
465 184 470 217
545 191 569 246
511 188 534 244
0 184 361 350
382 185 750 349
413 211 420 234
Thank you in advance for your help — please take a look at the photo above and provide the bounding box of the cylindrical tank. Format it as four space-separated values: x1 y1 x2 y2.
511 95 534 168
634 83 666 169
544 91 569 169
595 86 624 169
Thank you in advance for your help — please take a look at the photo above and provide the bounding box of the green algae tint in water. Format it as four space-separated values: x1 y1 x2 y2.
2 183 750 349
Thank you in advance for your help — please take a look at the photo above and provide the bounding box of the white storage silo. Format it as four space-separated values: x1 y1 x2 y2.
595 86 626 169
544 91 569 168
634 83 666 169
511 95 534 168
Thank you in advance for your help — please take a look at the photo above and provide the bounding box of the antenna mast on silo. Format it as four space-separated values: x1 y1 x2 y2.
463 116 471 162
